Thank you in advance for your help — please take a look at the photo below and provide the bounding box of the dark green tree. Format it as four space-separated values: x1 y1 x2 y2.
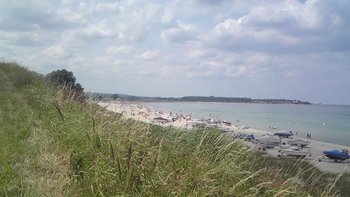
46 69 76 88
73 83 84 93
46 69 85 101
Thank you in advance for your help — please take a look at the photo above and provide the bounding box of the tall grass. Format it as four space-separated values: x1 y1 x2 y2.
1 62 349 196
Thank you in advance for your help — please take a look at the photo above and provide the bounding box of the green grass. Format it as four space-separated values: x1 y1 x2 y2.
1 62 350 196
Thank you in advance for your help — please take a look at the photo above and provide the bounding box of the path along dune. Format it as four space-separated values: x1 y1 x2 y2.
98 101 350 174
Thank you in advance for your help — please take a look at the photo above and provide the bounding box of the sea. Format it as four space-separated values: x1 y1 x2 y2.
144 102 350 147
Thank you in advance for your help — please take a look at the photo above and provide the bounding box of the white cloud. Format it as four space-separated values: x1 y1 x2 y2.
80 21 114 38
160 8 173 24
140 50 160 60
161 22 198 43
204 16 301 52
204 0 350 53
106 45 133 55
187 49 213 59
1 0 350 103
95 2 121 13
43 44 69 59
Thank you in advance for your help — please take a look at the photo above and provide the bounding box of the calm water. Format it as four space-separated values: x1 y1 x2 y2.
145 102 350 146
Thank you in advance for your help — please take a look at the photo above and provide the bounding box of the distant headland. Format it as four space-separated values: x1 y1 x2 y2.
89 93 311 105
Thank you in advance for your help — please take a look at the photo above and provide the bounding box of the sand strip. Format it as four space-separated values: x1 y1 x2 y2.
98 101 350 174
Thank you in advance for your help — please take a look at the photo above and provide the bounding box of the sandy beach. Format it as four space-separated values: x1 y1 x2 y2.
98 101 350 174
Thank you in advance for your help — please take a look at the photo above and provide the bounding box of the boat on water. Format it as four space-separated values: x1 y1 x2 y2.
287 139 310 147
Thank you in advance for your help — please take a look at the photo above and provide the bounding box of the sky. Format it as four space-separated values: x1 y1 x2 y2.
1 0 350 105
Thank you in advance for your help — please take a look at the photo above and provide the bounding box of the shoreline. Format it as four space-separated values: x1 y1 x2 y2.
98 101 350 174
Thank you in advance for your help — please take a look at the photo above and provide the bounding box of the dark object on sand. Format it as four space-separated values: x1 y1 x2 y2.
320 149 350 163
222 120 231 126
246 134 255 141
287 139 310 148
255 135 281 148
274 130 293 138
153 117 169 123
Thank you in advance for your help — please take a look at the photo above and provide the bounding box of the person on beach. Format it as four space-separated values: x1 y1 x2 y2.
306 133 312 139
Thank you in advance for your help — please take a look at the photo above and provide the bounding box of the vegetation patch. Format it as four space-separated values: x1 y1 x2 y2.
0 62 349 196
